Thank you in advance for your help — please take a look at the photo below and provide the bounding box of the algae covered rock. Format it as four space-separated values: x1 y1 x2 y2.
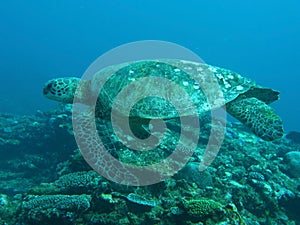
286 131 300 144
176 162 213 188
284 151 300 178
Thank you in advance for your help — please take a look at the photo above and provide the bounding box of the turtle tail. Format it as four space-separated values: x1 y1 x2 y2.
226 97 284 141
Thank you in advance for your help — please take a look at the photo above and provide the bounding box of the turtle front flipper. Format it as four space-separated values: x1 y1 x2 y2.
226 97 284 141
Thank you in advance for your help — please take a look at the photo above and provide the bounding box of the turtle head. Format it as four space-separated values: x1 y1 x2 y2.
43 77 90 104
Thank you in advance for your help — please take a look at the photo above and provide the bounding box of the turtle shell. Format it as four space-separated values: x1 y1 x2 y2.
89 59 255 119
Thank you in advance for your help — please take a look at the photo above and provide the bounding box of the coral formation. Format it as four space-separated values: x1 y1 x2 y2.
0 106 299 224
22 194 91 224
183 198 224 219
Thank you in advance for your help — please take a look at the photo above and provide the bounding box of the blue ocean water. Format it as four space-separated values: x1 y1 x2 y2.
0 0 299 132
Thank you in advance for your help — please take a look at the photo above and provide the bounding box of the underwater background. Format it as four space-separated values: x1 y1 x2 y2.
1 1 300 224
0 0 299 132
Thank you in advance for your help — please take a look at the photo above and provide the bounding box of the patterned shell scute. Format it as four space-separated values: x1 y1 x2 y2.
90 59 255 119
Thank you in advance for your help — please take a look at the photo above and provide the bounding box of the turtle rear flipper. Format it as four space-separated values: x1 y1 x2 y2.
226 97 284 141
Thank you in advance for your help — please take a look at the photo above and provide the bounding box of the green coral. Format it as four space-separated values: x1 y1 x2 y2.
54 170 102 193
30 171 103 195
22 194 91 223
21 195 91 224
23 194 91 211
183 198 223 218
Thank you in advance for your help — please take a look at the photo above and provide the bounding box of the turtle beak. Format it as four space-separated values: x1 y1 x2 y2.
43 82 52 95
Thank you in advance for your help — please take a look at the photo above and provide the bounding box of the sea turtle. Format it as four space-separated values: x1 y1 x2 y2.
43 59 284 141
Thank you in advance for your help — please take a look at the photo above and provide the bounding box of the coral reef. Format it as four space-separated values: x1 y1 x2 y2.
0 105 299 224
